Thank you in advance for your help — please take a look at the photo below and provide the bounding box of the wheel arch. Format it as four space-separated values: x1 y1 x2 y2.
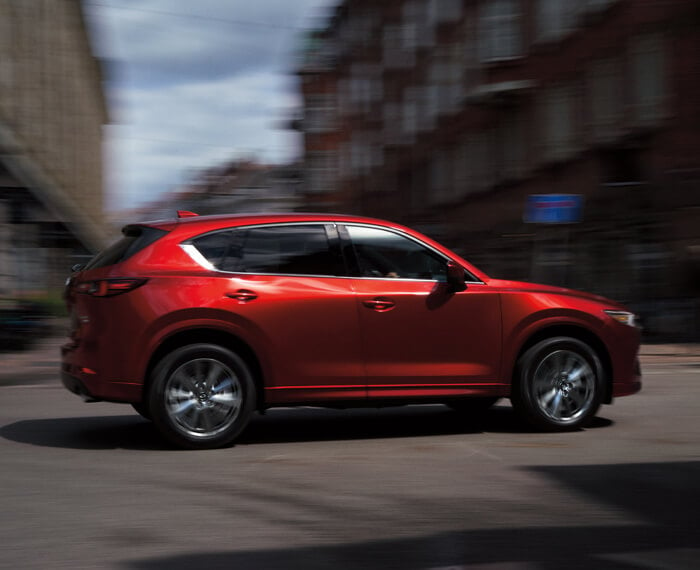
512 325 613 404
144 328 266 411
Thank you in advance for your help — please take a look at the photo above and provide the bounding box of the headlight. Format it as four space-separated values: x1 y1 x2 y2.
604 310 638 327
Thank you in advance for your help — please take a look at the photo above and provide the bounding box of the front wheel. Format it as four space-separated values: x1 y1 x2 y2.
148 344 256 449
512 337 603 431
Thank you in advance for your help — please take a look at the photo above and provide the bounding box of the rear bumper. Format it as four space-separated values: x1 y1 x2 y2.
61 341 142 403
61 370 100 402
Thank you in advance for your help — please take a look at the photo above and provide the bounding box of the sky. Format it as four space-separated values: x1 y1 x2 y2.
82 0 338 212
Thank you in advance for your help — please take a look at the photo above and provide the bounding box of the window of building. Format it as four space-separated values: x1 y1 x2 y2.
478 0 522 62
540 84 578 162
583 0 618 14
402 90 418 137
499 110 527 180
455 131 497 195
403 0 433 49
337 78 350 116
588 57 622 143
631 33 666 126
305 93 336 133
382 102 403 145
338 141 351 180
428 148 451 204
428 0 462 24
536 0 577 42
306 151 337 194
383 24 414 69
350 133 369 176
429 43 464 116
453 138 470 198
348 64 383 114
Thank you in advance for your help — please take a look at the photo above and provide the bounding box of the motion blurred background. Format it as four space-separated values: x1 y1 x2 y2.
1 0 699 349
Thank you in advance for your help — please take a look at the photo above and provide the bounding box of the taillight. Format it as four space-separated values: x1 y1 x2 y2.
76 278 147 297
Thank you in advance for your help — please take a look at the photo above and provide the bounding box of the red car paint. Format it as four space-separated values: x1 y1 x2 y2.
62 213 641 446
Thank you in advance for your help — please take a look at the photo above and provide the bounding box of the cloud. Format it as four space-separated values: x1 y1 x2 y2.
106 72 302 208
85 0 337 210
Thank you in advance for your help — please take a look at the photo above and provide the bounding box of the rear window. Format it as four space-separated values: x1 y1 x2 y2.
84 226 168 270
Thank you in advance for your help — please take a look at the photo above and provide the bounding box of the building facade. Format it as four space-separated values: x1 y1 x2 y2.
119 160 302 224
296 0 700 339
0 0 108 296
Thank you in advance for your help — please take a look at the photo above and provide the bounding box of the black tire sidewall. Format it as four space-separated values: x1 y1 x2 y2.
513 336 603 431
148 343 256 449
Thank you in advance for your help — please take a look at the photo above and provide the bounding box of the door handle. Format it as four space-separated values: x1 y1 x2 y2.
362 297 395 312
226 289 258 302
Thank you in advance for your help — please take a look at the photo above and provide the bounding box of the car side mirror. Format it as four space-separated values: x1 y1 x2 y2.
446 261 467 293
71 264 84 273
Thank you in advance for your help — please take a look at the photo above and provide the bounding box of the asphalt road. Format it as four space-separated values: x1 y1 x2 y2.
0 361 698 570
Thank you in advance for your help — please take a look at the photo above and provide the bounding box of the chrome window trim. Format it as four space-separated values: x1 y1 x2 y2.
341 222 485 284
181 221 335 244
182 221 342 278
181 220 485 285
180 243 216 271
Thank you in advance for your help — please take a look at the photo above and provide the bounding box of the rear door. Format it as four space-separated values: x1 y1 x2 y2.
188 223 365 404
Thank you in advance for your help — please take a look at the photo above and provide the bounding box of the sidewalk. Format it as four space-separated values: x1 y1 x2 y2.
1 324 699 386
0 320 68 385
638 343 700 365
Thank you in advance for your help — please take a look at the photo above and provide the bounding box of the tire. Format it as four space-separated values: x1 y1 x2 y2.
148 343 256 449
512 337 603 431
448 397 499 415
131 401 152 421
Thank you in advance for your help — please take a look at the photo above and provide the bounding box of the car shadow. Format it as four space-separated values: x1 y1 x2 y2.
120 461 699 570
0 403 614 450
0 414 169 450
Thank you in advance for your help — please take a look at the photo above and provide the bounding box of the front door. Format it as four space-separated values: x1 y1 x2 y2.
343 224 502 399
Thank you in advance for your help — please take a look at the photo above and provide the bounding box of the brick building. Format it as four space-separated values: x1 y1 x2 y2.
296 0 700 338
0 0 108 296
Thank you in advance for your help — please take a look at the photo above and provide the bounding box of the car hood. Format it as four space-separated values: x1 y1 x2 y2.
486 279 627 309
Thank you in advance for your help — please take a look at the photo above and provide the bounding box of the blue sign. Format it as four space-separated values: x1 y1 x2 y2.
524 194 583 224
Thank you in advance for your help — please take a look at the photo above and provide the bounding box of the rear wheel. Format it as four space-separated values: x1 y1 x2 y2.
512 337 603 431
148 343 256 449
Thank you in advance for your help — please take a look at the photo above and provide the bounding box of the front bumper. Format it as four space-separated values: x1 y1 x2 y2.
611 357 642 398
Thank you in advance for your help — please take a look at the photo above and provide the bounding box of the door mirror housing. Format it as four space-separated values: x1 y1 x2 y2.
446 261 467 292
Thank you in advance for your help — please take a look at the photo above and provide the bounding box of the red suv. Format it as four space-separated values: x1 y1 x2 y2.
62 213 641 448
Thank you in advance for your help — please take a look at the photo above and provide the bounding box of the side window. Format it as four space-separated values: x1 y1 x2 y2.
192 225 342 277
346 225 447 281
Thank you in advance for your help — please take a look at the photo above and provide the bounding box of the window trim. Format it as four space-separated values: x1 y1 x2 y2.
338 223 483 284
181 221 484 284
181 222 346 279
